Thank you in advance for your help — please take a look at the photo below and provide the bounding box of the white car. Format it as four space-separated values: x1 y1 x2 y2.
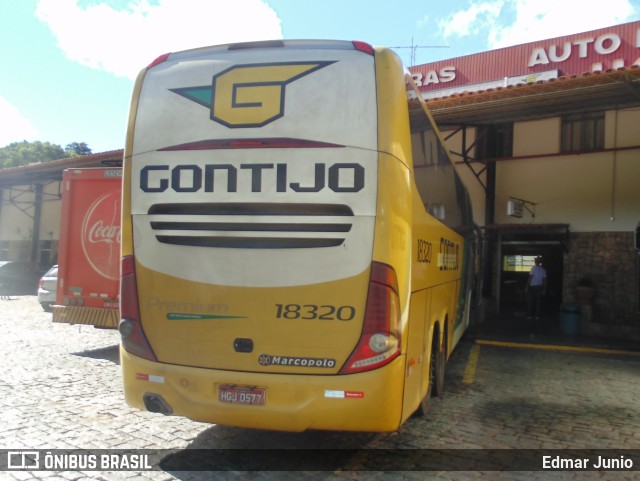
38 265 58 312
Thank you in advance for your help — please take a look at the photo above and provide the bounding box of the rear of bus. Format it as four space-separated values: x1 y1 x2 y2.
120 40 414 432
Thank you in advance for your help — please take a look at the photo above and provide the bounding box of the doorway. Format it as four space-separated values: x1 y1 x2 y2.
499 243 564 319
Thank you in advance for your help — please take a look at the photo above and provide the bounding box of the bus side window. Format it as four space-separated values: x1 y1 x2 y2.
411 129 462 227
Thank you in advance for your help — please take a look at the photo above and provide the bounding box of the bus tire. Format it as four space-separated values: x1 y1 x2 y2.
415 329 445 416
433 328 447 397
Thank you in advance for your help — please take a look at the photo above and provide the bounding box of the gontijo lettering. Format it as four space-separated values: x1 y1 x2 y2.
139 163 365 193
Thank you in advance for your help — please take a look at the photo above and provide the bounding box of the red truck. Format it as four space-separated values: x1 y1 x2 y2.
53 168 121 328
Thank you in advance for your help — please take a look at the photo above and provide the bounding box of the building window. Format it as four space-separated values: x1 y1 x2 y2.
475 123 513 160
39 240 53 268
561 112 604 152
503 255 537 273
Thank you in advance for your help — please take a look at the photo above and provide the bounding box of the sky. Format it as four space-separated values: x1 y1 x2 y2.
1 0 639 153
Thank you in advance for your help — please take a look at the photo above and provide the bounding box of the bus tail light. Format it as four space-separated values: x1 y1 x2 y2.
120 255 157 361
340 262 401 374
352 41 375 55
148 52 170 69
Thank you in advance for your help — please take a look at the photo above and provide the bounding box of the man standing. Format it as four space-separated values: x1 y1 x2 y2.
526 257 547 320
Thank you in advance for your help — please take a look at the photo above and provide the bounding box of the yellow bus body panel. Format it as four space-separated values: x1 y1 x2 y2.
121 348 405 432
372 46 412 287
121 68 146 259
134 261 369 372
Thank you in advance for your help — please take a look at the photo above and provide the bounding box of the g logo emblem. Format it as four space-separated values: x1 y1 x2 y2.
171 61 334 128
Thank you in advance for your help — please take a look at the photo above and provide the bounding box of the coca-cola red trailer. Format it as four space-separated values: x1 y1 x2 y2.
53 168 121 328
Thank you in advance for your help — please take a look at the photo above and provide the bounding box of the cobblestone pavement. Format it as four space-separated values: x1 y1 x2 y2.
1 297 639 481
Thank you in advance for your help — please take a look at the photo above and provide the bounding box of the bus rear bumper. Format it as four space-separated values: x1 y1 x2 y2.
121 348 406 432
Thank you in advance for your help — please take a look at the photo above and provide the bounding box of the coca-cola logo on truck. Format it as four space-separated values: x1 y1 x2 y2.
81 191 121 280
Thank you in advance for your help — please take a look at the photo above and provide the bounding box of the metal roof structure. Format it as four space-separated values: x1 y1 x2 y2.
411 66 640 128
0 150 123 189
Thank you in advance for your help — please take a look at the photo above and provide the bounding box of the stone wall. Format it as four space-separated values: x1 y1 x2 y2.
563 231 640 339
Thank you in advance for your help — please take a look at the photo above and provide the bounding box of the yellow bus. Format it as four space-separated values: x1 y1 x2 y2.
120 39 476 432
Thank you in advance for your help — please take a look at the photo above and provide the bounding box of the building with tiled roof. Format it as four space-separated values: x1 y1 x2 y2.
409 20 640 339
0 150 122 268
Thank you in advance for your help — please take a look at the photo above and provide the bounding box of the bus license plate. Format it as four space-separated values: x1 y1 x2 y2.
219 385 266 406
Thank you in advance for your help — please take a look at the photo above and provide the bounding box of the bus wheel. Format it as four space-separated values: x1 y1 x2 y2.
433 331 446 397
415 332 445 416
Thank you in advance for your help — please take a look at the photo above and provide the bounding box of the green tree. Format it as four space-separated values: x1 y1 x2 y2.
0 141 69 167
65 142 92 156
